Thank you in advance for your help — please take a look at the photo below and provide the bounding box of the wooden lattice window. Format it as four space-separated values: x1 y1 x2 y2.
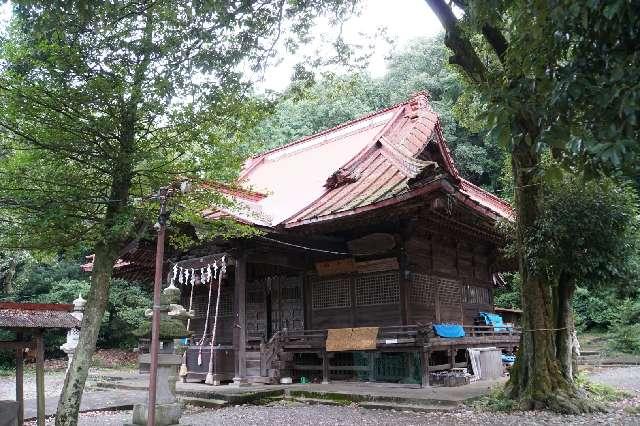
247 290 264 304
355 271 400 306
216 287 233 317
463 285 491 305
409 272 436 306
311 276 351 310
437 277 461 306
192 284 233 318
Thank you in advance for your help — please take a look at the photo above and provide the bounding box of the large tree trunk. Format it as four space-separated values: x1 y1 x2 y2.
506 142 592 413
55 130 134 425
54 243 118 425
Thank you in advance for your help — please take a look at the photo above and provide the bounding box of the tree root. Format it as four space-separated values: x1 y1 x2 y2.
517 392 608 415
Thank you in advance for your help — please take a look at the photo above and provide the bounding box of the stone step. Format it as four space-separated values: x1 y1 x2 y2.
357 401 457 413
181 397 229 409
289 397 456 413
285 389 460 409
246 375 275 385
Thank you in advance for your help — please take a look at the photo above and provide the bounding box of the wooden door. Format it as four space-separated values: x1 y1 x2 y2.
271 275 304 332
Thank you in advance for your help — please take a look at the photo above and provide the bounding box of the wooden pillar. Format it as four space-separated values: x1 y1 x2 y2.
35 330 45 426
15 333 24 426
233 252 248 385
321 350 329 384
449 348 456 369
398 242 409 326
420 348 430 388
434 281 441 323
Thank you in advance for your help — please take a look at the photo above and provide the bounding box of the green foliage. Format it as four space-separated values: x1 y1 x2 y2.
493 272 521 309
526 175 640 288
464 1 640 174
8 258 86 302
608 299 640 355
0 0 356 255
37 278 152 349
575 372 631 402
254 34 505 191
573 287 618 332
471 387 517 412
3 256 152 349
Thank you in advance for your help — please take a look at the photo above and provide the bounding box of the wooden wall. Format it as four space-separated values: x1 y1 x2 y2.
306 271 402 330
184 279 234 343
405 228 494 325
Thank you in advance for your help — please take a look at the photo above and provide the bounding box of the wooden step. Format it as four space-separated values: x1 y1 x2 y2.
247 367 261 376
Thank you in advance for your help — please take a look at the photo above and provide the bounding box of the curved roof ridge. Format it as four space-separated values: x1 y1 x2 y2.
247 97 416 161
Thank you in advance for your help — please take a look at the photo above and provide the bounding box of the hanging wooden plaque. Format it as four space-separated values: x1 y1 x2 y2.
315 258 356 276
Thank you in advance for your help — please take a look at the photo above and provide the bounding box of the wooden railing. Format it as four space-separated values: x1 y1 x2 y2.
261 324 520 352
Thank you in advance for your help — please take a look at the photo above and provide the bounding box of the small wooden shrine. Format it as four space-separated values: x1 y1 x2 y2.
109 93 520 386
0 302 80 425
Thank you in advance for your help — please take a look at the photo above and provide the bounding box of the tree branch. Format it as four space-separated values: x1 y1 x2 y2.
482 24 508 64
424 0 487 83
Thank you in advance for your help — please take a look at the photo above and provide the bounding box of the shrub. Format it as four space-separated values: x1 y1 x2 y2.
573 287 618 331
471 387 517 412
36 278 151 349
608 299 640 354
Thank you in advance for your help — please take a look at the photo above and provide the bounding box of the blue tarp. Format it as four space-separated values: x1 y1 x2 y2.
433 323 465 338
502 354 516 364
480 312 509 332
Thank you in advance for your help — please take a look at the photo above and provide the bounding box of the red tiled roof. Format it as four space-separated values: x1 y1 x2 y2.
207 92 512 228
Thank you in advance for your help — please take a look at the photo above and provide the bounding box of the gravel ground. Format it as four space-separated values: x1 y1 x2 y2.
24 400 640 426
589 367 640 393
0 370 68 400
0 368 137 400
17 367 640 425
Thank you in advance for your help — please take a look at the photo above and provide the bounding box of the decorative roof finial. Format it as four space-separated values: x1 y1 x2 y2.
410 91 431 113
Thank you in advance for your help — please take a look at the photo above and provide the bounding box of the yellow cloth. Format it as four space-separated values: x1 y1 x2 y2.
325 327 379 352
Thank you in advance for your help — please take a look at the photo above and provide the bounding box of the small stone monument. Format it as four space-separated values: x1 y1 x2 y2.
129 283 193 426
60 294 85 371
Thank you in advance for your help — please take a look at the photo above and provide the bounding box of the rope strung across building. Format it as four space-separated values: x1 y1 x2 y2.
175 256 227 382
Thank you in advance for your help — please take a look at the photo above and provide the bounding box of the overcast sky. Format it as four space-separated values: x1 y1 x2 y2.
0 1 443 92
258 0 443 91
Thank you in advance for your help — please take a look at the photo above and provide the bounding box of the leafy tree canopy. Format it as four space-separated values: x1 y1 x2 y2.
527 175 640 291
0 0 357 253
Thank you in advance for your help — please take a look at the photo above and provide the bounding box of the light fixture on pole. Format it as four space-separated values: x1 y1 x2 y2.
146 180 190 426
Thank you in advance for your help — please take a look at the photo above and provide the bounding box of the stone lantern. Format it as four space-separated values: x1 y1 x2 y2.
129 283 193 426
60 294 85 371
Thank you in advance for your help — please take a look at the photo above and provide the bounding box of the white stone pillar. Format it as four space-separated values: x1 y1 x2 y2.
60 294 85 371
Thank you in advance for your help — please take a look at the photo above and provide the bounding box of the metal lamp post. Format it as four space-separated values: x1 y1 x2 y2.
146 180 190 426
